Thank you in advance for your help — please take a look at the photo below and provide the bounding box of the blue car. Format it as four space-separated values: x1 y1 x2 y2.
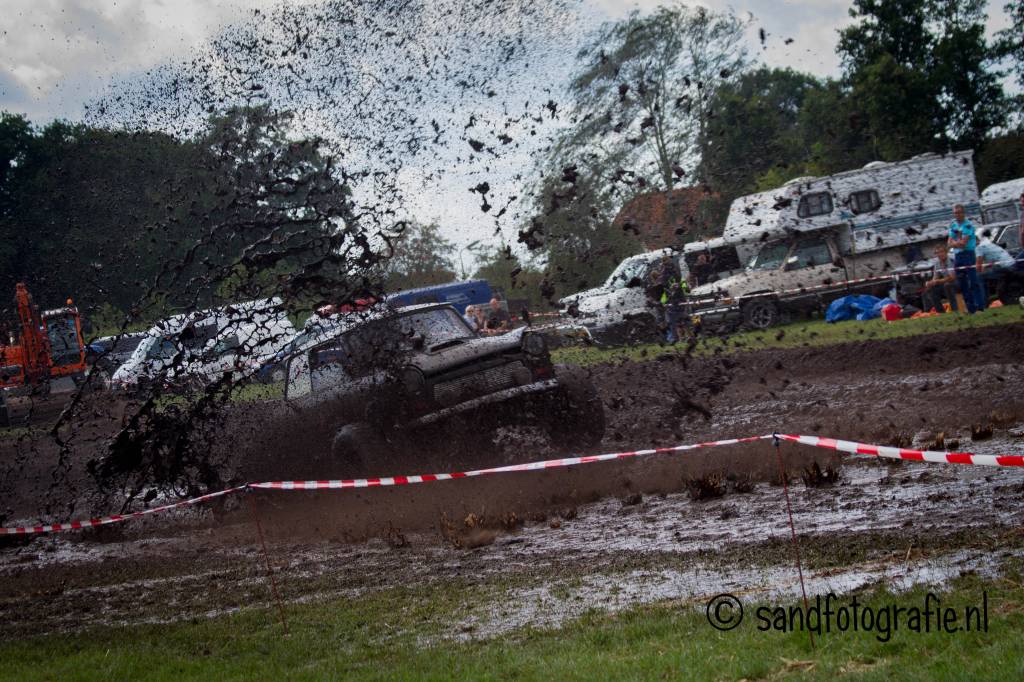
386 280 493 313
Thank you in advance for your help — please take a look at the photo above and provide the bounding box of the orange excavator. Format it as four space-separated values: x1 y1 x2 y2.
1 283 87 426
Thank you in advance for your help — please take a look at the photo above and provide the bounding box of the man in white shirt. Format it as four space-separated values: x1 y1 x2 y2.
976 230 1017 308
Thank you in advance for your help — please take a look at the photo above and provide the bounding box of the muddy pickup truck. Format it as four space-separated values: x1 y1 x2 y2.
282 302 605 468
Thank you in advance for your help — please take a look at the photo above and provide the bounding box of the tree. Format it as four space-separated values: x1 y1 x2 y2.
557 3 749 191
837 0 1006 154
471 245 548 310
698 68 823 202
996 0 1024 98
384 221 457 290
521 162 643 300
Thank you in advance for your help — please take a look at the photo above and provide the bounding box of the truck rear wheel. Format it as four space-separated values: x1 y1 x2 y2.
742 299 779 330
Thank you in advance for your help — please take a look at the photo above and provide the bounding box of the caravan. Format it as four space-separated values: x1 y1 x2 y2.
111 298 296 390
690 151 980 328
980 177 1024 253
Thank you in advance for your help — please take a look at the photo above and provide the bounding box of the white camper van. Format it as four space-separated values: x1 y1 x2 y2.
557 248 687 341
980 177 1024 253
111 298 296 390
690 151 980 328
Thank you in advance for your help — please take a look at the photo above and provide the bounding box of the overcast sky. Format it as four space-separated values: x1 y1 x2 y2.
9 0 986 123
0 0 1014 265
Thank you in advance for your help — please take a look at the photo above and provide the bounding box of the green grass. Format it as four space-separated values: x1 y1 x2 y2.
552 304 1024 367
3 565 1023 681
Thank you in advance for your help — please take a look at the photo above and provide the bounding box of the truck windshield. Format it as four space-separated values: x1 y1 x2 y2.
604 259 647 289
312 307 472 380
983 204 1018 225
748 243 790 270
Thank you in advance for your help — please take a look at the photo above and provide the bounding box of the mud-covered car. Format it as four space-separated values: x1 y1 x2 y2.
283 303 605 467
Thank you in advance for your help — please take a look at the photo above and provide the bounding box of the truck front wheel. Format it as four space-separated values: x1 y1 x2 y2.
742 299 779 330
331 423 383 475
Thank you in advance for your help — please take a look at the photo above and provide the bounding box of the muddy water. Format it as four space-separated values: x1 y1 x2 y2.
4 451 1024 638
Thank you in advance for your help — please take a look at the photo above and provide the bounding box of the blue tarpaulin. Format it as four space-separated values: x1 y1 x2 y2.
825 295 893 323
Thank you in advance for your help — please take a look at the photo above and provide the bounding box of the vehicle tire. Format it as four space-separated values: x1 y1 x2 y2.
331 423 383 474
546 365 605 449
742 299 779 330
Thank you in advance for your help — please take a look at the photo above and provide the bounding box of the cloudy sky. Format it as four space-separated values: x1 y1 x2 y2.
0 0 1014 264
9 0 987 123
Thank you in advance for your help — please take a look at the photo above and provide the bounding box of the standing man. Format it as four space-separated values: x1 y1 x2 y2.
947 203 984 314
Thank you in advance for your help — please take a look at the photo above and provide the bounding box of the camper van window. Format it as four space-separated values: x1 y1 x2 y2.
797 192 833 218
791 240 832 269
849 189 881 215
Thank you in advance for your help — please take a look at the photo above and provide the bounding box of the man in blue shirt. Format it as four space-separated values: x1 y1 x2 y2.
947 203 984 314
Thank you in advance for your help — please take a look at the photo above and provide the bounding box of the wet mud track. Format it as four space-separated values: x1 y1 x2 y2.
1 322 1023 637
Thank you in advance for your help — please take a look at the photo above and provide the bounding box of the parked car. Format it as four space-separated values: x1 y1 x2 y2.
85 331 149 385
111 298 296 391
282 302 605 469
386 280 493 312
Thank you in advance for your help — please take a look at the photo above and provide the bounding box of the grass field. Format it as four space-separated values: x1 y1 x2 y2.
552 304 1024 368
3 561 1022 681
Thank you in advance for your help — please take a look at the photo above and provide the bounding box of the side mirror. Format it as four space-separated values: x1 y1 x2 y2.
784 255 800 270
625 276 644 289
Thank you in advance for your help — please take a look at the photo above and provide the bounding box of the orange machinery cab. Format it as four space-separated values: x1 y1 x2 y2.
40 302 87 379
0 287 86 390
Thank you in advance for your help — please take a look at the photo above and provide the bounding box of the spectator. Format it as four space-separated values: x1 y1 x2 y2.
947 203 984 314
921 243 959 313
976 230 1016 308
484 297 511 332
653 255 688 343
689 252 714 287
463 304 480 331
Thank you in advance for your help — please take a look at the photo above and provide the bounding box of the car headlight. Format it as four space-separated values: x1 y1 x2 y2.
402 366 426 394
523 332 547 356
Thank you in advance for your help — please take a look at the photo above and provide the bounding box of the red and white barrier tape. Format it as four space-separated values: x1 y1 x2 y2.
776 434 1024 468
247 435 770 490
4 432 1023 536
0 436 768 536
0 485 247 536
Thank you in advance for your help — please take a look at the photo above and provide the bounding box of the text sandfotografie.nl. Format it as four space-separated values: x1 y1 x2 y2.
706 592 989 642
